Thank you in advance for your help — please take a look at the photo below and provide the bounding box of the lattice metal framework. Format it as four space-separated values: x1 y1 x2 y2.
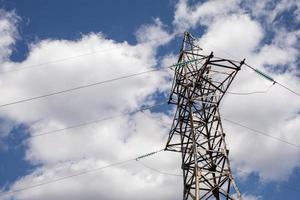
165 32 244 200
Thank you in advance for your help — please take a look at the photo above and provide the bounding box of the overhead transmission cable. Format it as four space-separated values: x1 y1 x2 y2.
0 68 164 108
244 63 300 97
10 100 299 149
1 62 296 149
0 58 200 109
227 83 275 95
142 108 300 150
196 40 300 97
222 117 300 149
0 33 298 98
0 34 178 75
136 159 182 177
0 45 295 109
0 149 164 196
0 46 123 74
206 110 300 149
11 99 299 151
27 102 167 139
0 44 297 147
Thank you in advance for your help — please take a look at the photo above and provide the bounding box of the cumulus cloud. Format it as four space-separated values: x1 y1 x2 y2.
1 0 300 199
135 18 174 48
0 9 19 63
173 0 241 33
175 0 300 182
1 112 182 200
0 9 177 199
245 0 300 24
197 14 263 59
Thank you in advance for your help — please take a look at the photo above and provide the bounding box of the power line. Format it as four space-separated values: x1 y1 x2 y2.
11 84 296 149
18 98 300 151
227 83 275 95
2 34 296 107
207 109 300 149
0 149 164 197
197 40 300 98
0 67 166 109
0 48 297 148
275 81 300 97
0 46 123 74
143 108 300 149
0 56 203 109
136 160 182 177
222 117 300 149
1 50 296 110
2 160 132 196
244 63 300 97
0 34 178 75
26 102 167 139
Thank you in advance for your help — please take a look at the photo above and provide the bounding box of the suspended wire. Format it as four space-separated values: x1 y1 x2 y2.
274 80 300 97
0 149 164 196
222 117 300 149
196 39 300 97
136 160 182 177
143 107 300 149
17 98 300 150
198 110 300 149
0 68 166 109
244 63 300 97
23 102 167 139
2 112 299 196
0 34 179 75
2 72 295 149
1 34 299 197
227 83 275 95
0 56 204 109
0 46 123 74
0 35 297 147
140 110 171 129
1 42 297 109
0 34 297 110
1 159 132 196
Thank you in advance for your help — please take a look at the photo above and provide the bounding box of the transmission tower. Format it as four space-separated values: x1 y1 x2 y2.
165 32 244 200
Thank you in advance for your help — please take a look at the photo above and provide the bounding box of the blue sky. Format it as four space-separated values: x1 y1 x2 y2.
3 0 175 61
0 0 300 200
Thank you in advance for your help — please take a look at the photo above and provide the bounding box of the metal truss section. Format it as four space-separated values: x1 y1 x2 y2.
165 32 244 200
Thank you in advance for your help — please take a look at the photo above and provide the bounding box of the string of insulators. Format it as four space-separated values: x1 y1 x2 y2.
172 59 200 67
244 63 299 96
135 149 164 161
244 63 276 84
253 68 276 84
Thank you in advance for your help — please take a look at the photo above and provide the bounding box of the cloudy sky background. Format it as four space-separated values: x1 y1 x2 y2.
0 0 299 199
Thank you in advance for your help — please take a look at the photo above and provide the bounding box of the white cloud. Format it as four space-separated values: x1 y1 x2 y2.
0 10 177 200
173 0 241 33
171 0 300 183
0 33 170 123
1 0 300 199
246 0 300 24
1 112 182 200
135 18 174 48
197 14 263 59
0 9 19 63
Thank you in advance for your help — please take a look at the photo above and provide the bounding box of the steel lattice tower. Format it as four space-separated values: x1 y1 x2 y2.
165 32 244 200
